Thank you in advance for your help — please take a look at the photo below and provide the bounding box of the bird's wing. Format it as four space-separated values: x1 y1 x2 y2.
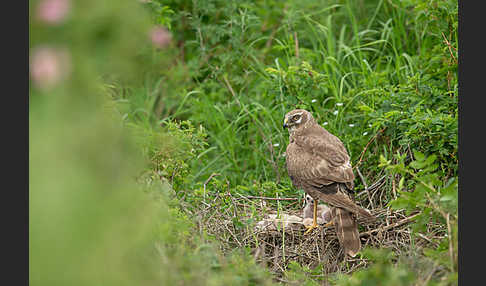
292 134 355 186
315 183 368 217
298 133 349 167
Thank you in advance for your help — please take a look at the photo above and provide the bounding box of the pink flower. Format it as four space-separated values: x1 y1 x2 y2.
36 0 70 25
30 46 71 90
150 26 172 49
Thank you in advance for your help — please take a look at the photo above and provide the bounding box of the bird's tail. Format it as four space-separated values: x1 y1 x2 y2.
332 207 361 257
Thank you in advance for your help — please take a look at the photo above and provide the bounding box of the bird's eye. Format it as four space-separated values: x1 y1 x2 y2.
292 114 301 121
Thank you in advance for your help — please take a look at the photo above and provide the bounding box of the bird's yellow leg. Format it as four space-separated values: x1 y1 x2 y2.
324 220 334 228
304 201 319 234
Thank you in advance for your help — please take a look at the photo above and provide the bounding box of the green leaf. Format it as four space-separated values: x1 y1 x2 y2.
409 160 426 170
413 151 425 161
424 154 437 165
398 176 405 190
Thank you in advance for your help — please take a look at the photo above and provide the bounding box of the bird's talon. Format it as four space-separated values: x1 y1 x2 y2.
303 224 319 234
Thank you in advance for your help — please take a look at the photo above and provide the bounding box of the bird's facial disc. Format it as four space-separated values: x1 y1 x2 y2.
283 112 304 130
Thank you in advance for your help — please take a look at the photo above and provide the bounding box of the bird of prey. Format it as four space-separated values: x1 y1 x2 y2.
283 109 376 257
303 194 331 226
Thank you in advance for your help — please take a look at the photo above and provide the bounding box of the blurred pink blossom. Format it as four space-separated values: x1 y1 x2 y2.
150 26 172 49
36 0 70 25
30 46 71 90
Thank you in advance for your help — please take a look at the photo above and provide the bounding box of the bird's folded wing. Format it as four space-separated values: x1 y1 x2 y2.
291 135 355 186
296 135 349 167
317 186 361 213
320 184 375 220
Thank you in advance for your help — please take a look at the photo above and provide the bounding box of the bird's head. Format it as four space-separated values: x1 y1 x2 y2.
305 194 314 206
283 109 314 132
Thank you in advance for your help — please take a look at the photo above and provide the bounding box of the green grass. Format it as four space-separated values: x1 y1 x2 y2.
124 0 457 188
30 0 457 285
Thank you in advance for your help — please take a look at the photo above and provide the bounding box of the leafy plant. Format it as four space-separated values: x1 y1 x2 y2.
379 150 457 284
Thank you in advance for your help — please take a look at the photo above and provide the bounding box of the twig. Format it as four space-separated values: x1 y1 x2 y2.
203 173 221 203
223 220 243 247
226 181 239 219
360 212 421 237
356 175 387 197
446 213 455 272
223 75 241 107
416 232 438 247
237 195 300 201
392 174 397 200
353 127 386 170
441 32 457 64
356 167 374 208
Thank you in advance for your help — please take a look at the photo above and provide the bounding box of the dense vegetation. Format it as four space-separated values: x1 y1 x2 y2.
30 0 457 285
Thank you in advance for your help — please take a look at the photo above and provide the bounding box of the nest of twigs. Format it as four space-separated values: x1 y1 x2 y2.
183 173 442 281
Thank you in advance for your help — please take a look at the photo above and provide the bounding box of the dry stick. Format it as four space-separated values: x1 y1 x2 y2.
356 174 387 197
223 75 241 107
416 232 438 248
391 174 398 200
234 192 258 204
446 213 455 272
223 221 243 247
407 143 414 161
253 244 263 261
285 200 301 208
353 127 386 170
203 173 221 203
239 195 300 201
226 180 239 219
360 212 421 237
441 32 457 64
356 167 374 209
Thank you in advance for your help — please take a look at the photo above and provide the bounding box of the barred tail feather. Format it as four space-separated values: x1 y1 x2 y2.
332 207 361 257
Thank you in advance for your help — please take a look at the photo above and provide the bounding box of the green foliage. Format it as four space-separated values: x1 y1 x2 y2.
128 119 209 191
379 150 458 284
143 1 175 29
332 248 416 286
284 261 322 285
30 0 277 285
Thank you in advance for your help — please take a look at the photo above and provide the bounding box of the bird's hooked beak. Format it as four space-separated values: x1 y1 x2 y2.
283 117 288 129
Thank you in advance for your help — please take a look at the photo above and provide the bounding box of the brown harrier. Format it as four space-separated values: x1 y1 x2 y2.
283 109 376 257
